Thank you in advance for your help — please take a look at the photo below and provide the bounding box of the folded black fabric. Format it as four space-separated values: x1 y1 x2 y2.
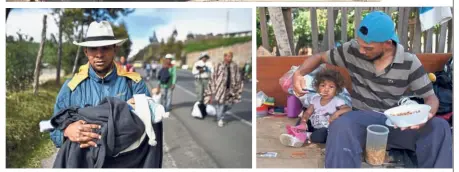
51 97 162 168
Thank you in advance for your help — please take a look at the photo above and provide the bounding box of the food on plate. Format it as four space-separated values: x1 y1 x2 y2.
391 110 421 116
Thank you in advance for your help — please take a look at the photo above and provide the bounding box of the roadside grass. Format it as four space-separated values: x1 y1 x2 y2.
6 79 66 168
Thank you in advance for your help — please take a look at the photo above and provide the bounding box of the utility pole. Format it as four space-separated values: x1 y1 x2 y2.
225 9 229 34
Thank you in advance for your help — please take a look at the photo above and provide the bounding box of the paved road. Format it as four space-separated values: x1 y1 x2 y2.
140 69 252 168
41 69 252 168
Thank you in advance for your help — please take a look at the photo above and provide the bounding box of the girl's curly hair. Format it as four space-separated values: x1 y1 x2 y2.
312 69 345 95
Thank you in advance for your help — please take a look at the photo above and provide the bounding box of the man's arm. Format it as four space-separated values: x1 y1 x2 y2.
51 80 101 149
171 67 177 86
295 52 328 76
203 64 219 104
235 64 244 97
293 41 351 97
407 55 438 118
400 55 439 130
50 80 72 148
191 62 200 75
424 94 439 119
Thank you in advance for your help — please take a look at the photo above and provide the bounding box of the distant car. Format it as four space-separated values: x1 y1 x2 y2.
133 61 143 68
181 65 189 70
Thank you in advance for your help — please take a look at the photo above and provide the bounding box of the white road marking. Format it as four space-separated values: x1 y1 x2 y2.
175 84 252 127
227 111 252 127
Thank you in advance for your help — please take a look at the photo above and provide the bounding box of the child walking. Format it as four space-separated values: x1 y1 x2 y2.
280 69 351 147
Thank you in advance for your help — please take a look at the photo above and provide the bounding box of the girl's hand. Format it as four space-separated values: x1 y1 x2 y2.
328 113 340 124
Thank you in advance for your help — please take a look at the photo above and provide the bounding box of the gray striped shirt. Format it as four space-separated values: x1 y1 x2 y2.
326 39 434 112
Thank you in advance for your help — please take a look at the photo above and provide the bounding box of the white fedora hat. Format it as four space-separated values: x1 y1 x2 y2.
73 21 127 47
165 54 174 59
198 52 210 59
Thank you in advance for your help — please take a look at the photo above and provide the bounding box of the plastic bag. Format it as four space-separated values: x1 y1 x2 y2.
281 64 326 94
191 102 203 118
279 66 299 93
256 91 268 107
206 104 217 116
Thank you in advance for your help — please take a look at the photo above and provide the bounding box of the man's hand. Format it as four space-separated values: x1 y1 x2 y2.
292 71 307 97
64 120 101 148
394 113 434 131
170 84 175 89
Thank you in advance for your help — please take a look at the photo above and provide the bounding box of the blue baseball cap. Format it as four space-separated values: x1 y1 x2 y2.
357 11 399 44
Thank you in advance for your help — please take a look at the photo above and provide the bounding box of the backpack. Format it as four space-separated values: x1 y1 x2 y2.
157 67 171 84
433 57 453 115
411 57 453 116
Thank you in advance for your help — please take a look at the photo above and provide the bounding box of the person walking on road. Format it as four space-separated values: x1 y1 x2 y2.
192 52 213 102
144 62 152 80
151 60 158 77
118 56 135 72
203 51 244 127
156 54 176 112
49 20 162 168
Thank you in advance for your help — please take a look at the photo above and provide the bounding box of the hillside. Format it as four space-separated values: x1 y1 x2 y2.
131 36 252 62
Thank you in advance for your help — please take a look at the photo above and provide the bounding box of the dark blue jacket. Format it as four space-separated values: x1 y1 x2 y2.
50 63 151 148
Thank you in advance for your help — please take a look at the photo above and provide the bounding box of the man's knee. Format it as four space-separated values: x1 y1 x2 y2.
329 111 356 130
429 117 451 132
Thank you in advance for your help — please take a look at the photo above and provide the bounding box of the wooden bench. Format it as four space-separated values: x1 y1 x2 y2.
257 53 452 107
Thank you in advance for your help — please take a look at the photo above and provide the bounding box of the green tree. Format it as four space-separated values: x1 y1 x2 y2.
112 22 132 58
6 37 39 92
83 8 135 23
256 8 276 50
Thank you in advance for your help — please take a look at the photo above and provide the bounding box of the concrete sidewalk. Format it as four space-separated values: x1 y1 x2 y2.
256 116 325 168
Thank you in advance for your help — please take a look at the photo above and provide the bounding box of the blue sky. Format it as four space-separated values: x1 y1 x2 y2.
6 8 252 58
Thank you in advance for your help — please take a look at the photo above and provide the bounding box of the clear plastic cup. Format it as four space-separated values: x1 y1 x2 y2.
365 124 389 165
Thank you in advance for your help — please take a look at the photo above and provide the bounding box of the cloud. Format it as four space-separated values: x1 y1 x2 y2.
128 38 150 59
153 8 252 42
6 8 252 59
127 8 251 58
6 8 59 42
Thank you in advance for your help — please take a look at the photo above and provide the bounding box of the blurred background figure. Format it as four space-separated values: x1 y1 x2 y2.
119 56 135 72
151 60 158 78
242 60 251 83
192 52 213 102
156 54 176 112
203 51 244 127
144 61 152 80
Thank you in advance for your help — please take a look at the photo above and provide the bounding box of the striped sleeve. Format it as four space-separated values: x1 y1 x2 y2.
325 41 351 68
407 54 435 98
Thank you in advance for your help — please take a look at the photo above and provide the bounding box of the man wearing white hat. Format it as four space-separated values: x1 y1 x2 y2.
192 52 213 102
156 54 177 112
49 21 162 167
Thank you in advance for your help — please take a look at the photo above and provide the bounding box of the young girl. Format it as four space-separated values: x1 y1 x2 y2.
280 69 351 147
